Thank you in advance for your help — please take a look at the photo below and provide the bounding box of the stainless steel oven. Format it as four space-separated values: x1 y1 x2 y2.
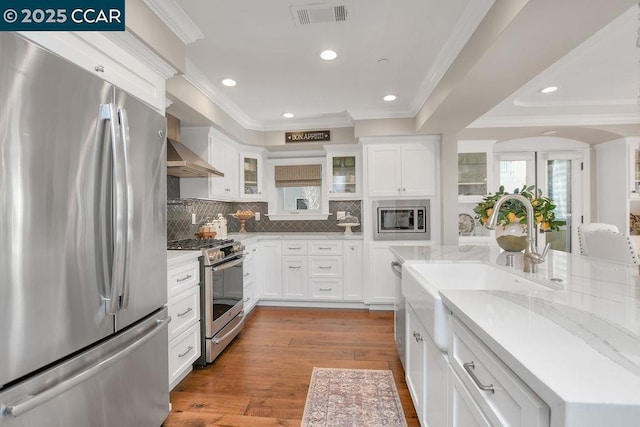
203 252 244 363
373 200 430 240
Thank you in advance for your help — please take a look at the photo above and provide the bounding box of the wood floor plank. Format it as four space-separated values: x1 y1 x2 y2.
163 306 420 427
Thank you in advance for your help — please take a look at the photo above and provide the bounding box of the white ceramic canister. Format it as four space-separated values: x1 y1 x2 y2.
217 213 227 238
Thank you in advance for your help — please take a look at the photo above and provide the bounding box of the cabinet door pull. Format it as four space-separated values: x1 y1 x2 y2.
178 345 194 358
318 246 332 250
319 287 332 292
412 331 423 342
288 265 302 269
176 307 193 317
288 246 302 250
176 274 192 283
318 266 332 269
463 361 495 394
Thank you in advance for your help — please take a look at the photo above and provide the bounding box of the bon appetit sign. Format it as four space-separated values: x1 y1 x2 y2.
285 130 330 143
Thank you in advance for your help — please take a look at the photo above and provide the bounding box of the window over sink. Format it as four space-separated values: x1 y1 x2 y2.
267 159 329 220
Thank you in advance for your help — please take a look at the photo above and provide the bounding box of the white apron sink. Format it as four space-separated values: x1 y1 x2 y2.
402 262 548 352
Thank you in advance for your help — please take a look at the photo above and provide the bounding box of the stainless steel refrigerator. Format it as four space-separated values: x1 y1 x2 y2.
0 33 170 426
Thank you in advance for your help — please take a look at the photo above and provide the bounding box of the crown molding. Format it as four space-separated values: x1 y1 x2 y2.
469 112 640 128
185 60 355 131
142 0 204 44
183 60 264 130
101 31 177 79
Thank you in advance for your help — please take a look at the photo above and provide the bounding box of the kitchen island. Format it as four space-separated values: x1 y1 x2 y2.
392 245 640 426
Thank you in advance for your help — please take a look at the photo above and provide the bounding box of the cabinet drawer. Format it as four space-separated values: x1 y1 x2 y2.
168 259 199 298
309 241 342 255
168 322 201 386
243 282 258 314
450 317 549 427
310 278 343 300
309 256 343 277
168 286 200 341
282 240 308 255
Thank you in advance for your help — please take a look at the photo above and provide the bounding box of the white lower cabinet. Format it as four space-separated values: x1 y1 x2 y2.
448 365 491 427
256 239 363 303
167 255 201 390
168 322 200 389
310 278 343 300
367 243 400 304
406 301 448 427
243 243 259 314
449 316 549 427
283 256 308 299
258 240 283 299
343 241 363 301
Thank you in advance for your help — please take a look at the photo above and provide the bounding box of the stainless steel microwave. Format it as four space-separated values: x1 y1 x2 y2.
373 200 430 240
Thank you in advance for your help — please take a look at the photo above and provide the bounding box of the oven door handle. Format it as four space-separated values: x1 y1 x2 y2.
212 257 243 272
212 312 245 344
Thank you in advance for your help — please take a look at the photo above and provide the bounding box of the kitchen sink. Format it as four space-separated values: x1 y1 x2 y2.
402 262 548 352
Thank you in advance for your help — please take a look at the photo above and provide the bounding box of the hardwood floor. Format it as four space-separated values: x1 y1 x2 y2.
163 306 419 426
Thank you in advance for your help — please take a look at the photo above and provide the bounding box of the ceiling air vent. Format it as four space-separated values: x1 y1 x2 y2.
290 4 348 26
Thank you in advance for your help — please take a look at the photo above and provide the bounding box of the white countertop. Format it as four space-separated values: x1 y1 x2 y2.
392 245 640 426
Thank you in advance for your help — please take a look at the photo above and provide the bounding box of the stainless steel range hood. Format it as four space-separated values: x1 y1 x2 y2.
166 114 223 178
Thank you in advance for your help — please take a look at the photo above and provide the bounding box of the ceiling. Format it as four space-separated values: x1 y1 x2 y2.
158 0 639 140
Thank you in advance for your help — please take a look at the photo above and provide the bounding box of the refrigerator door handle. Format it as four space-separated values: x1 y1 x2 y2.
1 315 170 418
109 103 128 315
117 107 133 310
96 104 115 303
98 103 127 315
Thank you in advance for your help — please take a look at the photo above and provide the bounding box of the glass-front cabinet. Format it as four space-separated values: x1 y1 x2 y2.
240 153 263 200
327 152 360 199
457 140 495 246
458 152 487 197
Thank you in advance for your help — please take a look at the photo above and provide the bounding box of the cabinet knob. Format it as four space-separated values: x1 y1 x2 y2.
94 65 105 73
402 188 406 192
397 188 401 192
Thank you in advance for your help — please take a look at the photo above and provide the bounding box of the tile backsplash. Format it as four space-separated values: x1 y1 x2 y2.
167 198 362 240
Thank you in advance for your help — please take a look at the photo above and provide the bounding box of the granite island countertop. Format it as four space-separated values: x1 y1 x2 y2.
391 245 640 426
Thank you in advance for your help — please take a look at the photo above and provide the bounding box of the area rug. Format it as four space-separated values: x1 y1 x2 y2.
301 367 407 427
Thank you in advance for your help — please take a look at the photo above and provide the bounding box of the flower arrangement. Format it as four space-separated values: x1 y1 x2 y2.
473 185 565 231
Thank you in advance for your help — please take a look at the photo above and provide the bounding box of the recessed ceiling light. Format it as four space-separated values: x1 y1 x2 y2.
222 78 237 87
540 86 558 94
319 50 337 61
383 94 397 102
282 113 295 118
542 130 557 136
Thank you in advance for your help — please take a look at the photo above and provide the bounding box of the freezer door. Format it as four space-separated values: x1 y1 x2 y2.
0 308 170 426
0 33 116 387
113 90 167 330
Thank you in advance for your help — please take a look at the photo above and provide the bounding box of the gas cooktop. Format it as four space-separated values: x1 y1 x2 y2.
167 238 235 250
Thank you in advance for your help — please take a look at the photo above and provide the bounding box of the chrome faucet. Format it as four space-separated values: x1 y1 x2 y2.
486 194 550 273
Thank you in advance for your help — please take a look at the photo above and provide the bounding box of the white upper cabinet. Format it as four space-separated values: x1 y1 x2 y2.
326 147 362 199
180 127 240 201
240 151 265 200
212 139 239 199
364 136 439 198
20 31 175 113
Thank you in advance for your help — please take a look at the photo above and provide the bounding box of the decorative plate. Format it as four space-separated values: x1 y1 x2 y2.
458 213 475 236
